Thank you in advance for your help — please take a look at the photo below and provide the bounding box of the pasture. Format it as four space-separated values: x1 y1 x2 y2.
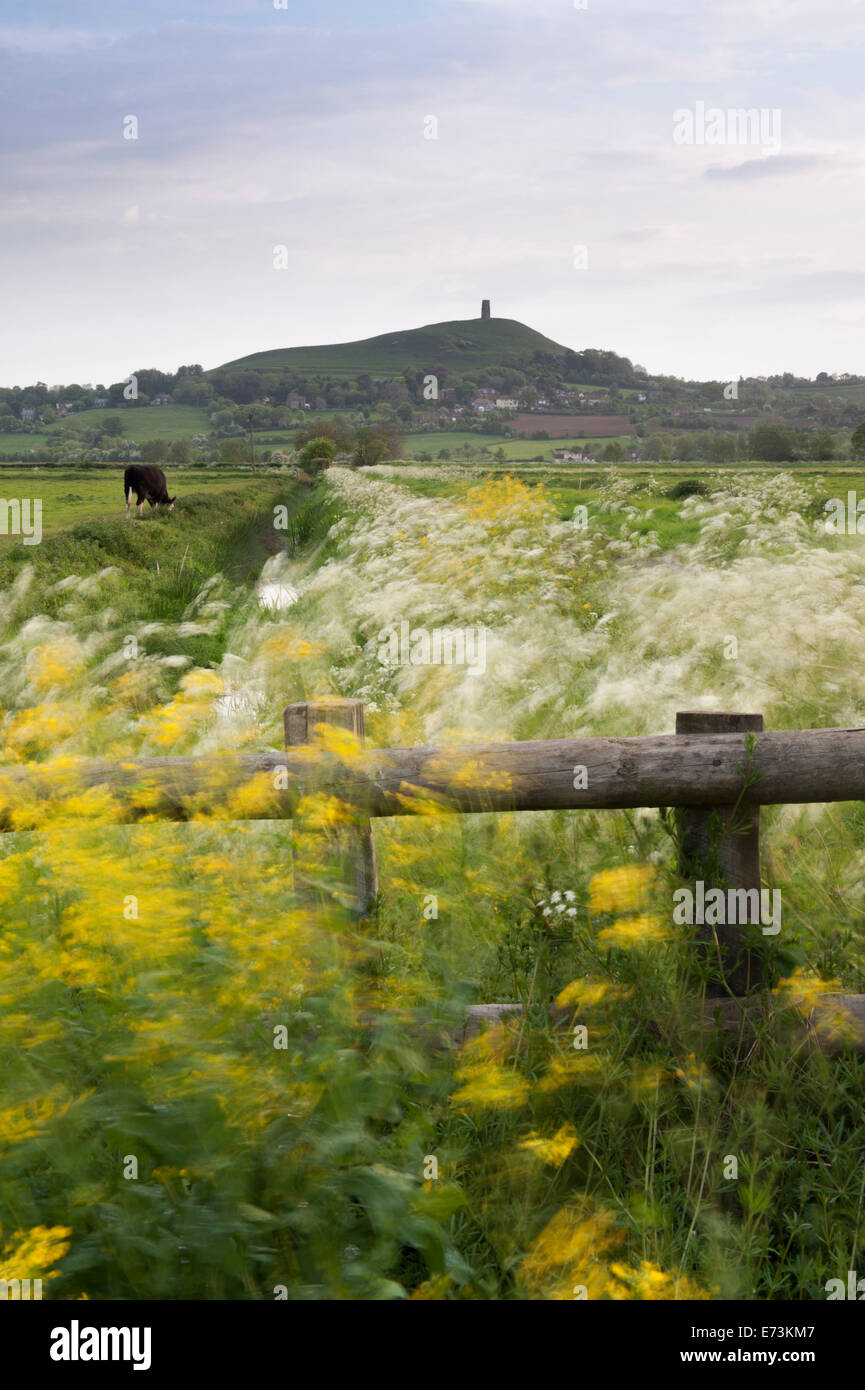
2 462 865 1301
63 404 212 442
0 467 262 536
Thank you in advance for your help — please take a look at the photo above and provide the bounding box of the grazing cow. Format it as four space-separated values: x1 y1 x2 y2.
124 465 176 518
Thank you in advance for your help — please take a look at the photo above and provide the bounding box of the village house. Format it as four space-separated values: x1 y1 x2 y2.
495 397 519 409
286 393 308 410
151 393 173 407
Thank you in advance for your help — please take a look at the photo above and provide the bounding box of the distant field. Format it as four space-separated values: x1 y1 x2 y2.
0 433 51 453
402 431 637 461
0 405 213 455
0 467 260 535
61 405 212 441
513 412 631 438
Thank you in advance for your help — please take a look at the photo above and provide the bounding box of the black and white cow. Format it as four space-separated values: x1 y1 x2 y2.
124 465 176 518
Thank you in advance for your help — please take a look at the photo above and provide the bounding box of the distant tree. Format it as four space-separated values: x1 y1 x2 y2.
851 422 865 458
452 381 476 409
102 415 124 437
133 368 174 399
172 377 214 407
437 448 451 461
808 430 836 461
293 418 355 453
170 438 194 466
352 427 393 467
708 432 737 464
298 437 337 471
220 437 248 464
643 434 670 462
494 447 506 462
749 424 796 462
675 433 699 462
602 441 626 462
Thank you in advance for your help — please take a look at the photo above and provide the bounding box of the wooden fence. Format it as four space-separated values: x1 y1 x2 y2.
4 701 865 1049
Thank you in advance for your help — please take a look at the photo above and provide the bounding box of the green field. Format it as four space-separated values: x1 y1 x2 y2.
0 406 214 456
402 431 636 461
0 433 53 454
60 405 212 442
0 467 266 535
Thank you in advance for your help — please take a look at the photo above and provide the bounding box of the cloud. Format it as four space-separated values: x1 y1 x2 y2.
704 153 836 179
1 0 865 381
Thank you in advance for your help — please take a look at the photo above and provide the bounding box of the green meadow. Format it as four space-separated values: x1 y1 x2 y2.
0 468 262 535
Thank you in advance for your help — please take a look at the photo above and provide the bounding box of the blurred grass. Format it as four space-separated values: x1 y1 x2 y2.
2 465 865 1301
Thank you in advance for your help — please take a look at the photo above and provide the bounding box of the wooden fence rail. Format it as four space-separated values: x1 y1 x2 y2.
4 721 865 825
3 701 865 1049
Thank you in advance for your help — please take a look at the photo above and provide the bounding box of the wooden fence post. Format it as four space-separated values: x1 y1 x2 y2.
284 699 378 917
675 711 765 997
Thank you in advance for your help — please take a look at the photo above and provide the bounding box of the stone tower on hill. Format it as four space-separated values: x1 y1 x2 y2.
481 299 491 319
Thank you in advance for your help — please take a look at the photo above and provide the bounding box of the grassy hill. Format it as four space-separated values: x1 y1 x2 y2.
214 317 575 378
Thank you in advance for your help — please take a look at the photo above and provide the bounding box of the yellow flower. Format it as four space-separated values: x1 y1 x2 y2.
609 1260 714 1301
520 1205 625 1300
451 1060 529 1111
26 641 86 693
588 866 656 915
597 914 672 949
537 1053 607 1093
775 967 842 1015
0 1093 76 1152
555 978 632 1010
0 1225 72 1287
519 1124 580 1167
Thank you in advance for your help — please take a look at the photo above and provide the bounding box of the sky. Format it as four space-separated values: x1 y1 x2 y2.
1 0 864 384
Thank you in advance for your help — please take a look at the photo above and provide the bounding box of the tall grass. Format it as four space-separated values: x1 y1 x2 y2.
1 467 864 1300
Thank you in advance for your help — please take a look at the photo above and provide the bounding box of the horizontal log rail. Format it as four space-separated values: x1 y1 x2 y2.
3 725 865 830
3 701 865 1049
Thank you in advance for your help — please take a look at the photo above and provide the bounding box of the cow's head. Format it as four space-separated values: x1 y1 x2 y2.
168 497 176 511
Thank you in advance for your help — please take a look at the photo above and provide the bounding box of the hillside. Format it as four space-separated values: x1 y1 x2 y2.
214 317 575 378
